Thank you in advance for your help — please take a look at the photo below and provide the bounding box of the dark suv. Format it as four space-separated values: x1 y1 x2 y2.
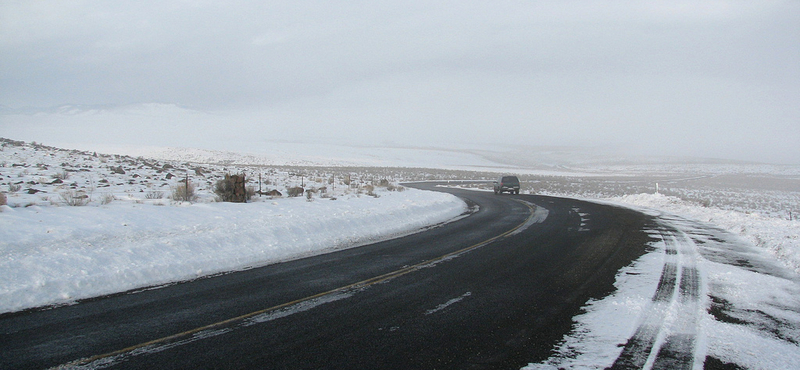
493 175 520 195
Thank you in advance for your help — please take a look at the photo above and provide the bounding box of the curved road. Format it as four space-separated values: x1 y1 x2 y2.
1 183 658 369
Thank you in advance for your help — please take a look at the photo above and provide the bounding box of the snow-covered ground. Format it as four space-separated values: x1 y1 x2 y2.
443 182 799 368
611 193 800 275
0 139 467 313
523 194 800 369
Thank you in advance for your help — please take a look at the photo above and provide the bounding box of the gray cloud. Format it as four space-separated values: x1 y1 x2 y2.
1 1 798 163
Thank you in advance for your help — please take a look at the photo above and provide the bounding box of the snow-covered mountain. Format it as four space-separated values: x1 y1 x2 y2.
3 103 798 175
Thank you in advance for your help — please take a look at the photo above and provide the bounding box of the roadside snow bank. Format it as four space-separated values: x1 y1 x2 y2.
0 189 466 314
608 193 800 274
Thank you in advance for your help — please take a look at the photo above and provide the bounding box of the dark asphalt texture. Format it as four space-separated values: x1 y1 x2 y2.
0 182 657 369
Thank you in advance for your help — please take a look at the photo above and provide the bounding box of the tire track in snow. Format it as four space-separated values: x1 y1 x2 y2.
609 224 703 370
609 233 678 369
652 265 700 370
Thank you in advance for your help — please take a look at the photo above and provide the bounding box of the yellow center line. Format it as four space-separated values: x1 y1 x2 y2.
62 200 537 368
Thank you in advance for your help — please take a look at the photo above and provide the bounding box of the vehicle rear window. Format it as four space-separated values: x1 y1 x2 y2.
501 176 519 184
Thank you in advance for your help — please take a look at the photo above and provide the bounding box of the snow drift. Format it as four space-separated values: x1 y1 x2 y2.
0 189 467 314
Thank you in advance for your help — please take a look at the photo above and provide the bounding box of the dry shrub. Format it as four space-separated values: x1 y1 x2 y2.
145 190 164 199
61 190 89 206
172 182 197 202
100 193 115 205
52 170 70 180
286 187 304 197
0 193 6 207
362 184 374 194
246 185 256 201
214 174 247 202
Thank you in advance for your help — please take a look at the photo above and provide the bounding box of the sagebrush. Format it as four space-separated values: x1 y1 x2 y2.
61 190 89 206
172 182 197 202
214 174 248 202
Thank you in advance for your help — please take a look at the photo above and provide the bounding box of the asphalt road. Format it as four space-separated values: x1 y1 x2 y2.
1 182 657 369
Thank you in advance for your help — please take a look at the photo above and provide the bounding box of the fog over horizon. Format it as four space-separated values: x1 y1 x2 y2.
1 1 798 164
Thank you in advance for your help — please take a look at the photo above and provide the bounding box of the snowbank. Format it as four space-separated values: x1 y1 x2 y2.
0 189 467 314
607 193 800 274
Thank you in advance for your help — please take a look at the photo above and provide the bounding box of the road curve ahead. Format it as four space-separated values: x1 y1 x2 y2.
1 182 657 369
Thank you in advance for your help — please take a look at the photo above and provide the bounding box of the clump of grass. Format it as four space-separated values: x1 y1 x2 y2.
100 193 115 205
52 170 70 180
246 185 255 201
61 190 89 206
362 184 375 197
172 182 197 202
286 187 304 198
145 190 164 199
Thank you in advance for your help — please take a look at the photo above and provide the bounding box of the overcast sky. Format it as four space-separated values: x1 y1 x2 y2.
1 1 799 163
